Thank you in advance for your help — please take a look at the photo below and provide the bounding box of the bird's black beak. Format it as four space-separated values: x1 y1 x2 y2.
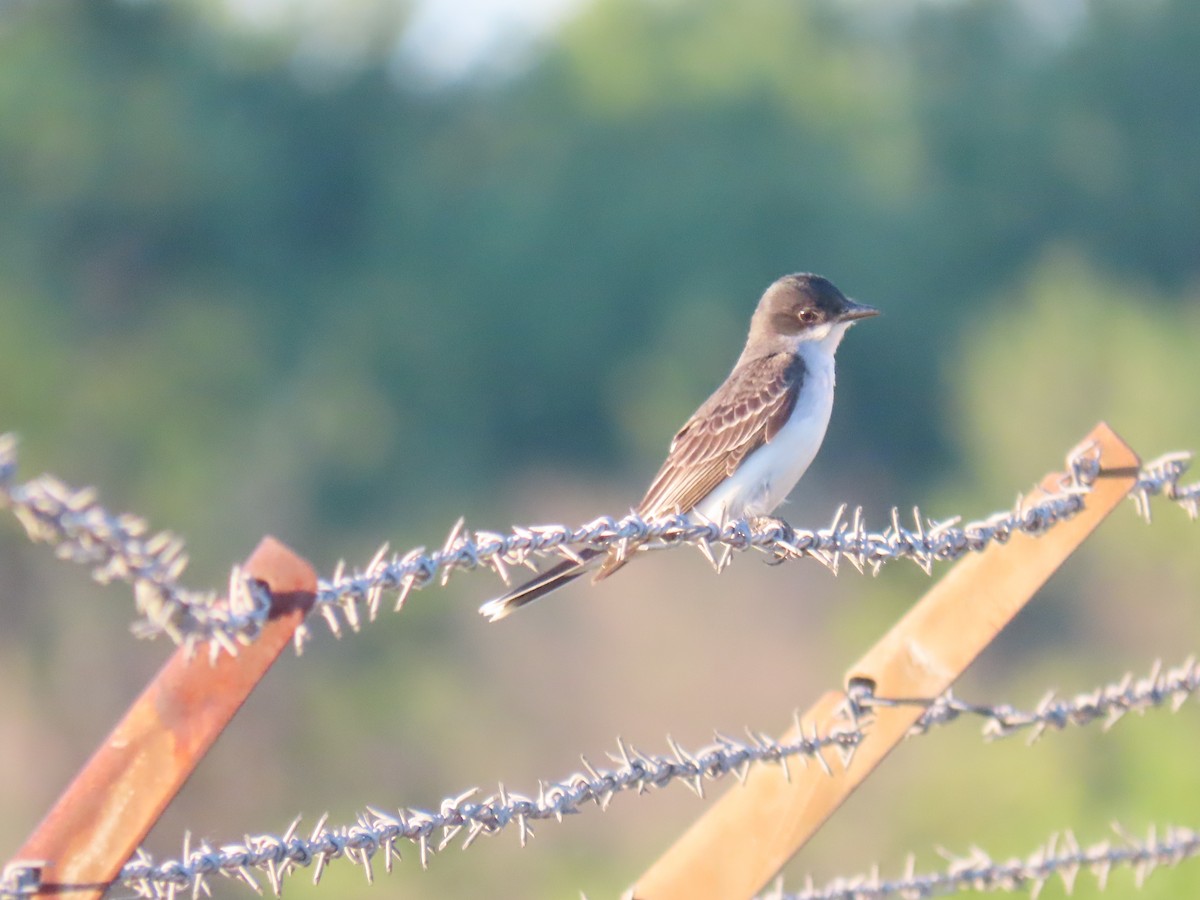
839 299 880 322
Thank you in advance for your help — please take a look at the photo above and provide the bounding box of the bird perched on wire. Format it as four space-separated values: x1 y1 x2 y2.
480 273 878 622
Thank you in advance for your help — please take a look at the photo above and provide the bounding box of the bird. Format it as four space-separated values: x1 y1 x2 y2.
479 273 878 622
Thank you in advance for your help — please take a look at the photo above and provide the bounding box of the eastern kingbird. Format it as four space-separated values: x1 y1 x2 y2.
480 273 878 622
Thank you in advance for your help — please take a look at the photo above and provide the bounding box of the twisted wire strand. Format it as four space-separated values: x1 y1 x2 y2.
876 656 1200 742
5 654 1179 899
110 727 860 898
2 431 1197 652
763 822 1200 900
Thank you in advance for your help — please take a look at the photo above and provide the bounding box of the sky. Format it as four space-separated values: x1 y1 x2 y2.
214 0 1093 87
219 0 588 82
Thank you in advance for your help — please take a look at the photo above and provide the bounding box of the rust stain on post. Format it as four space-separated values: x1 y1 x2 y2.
629 422 1141 900
9 536 316 898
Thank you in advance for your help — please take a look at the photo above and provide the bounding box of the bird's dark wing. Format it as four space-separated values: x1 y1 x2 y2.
636 352 805 517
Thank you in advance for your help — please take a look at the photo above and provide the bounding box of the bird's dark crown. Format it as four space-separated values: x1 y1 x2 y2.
755 272 851 337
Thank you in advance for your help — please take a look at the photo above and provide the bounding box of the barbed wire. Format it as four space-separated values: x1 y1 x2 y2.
0 434 271 652
3 432 1197 650
110 728 862 898
872 655 1200 742
315 444 1106 637
7 653 1174 899
762 822 1200 900
4 433 1200 897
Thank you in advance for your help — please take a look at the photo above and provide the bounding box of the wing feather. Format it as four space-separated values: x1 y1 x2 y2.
637 353 805 517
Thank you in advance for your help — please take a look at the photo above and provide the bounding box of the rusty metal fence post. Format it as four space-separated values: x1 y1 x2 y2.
7 537 316 899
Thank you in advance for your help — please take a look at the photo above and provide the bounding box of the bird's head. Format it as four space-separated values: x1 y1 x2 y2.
749 273 879 351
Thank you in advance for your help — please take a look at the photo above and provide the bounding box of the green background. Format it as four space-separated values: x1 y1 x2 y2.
1 0 1199 896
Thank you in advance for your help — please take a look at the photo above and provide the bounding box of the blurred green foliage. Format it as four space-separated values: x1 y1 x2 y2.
1 0 1198 896
2 0 1198 535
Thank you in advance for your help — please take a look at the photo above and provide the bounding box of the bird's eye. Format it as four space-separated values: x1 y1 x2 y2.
798 309 820 325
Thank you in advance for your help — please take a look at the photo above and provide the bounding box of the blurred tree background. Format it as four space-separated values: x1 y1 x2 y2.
1 0 1198 896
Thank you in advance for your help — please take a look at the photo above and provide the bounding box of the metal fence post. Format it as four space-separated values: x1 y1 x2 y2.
7 536 316 899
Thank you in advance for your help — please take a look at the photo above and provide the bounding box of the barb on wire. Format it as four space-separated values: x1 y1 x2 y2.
70 653 1195 899
111 725 861 898
762 822 1200 900
1132 452 1200 521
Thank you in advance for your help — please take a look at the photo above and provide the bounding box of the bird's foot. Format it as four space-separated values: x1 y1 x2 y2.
750 515 793 538
750 515 797 565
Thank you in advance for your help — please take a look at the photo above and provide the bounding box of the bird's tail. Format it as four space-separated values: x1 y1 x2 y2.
478 549 603 622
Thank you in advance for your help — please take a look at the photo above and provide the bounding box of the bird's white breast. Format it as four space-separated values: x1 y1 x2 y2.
692 326 843 522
